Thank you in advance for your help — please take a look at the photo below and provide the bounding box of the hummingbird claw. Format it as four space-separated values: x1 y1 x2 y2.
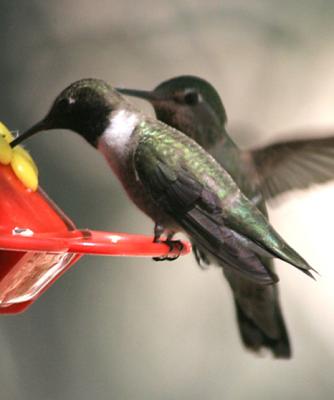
152 239 184 262
193 245 211 269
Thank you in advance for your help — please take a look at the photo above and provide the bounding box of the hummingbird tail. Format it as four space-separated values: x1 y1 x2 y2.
234 300 291 358
224 268 291 358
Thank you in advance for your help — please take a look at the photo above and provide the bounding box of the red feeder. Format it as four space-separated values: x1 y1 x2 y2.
0 163 190 314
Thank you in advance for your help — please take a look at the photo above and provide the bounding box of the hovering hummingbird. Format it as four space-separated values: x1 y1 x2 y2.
11 79 316 359
117 76 330 358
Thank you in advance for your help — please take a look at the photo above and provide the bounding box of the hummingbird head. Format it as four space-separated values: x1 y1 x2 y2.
11 78 125 148
118 75 228 148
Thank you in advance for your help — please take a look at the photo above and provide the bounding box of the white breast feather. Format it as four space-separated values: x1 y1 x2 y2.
102 109 139 153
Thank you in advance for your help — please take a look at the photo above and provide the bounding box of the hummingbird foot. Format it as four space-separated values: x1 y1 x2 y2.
152 224 183 261
153 238 184 262
193 245 211 269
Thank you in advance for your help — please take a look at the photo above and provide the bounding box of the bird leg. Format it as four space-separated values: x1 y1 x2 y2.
193 245 211 269
152 223 184 261
153 223 165 243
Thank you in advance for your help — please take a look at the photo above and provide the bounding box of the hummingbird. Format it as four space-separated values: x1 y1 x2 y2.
117 75 331 358
11 79 316 358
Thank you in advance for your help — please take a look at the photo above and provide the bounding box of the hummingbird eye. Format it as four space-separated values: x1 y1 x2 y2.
57 97 70 109
183 90 201 106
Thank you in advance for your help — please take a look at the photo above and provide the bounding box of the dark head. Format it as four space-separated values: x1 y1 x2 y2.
11 78 124 148
118 75 228 148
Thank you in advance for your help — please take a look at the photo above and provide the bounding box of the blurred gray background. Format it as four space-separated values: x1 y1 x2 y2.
1 1 334 399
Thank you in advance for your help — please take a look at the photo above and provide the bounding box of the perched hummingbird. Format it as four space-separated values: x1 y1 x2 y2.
12 79 316 358
117 76 331 358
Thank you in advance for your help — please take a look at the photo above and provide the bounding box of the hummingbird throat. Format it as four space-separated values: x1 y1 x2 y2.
97 108 139 170
102 109 139 152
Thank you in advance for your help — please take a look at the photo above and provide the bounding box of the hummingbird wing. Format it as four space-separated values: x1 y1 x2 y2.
134 136 275 284
251 133 334 201
134 125 315 283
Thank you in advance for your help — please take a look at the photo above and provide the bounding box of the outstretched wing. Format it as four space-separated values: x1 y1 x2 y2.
251 133 334 201
134 139 276 285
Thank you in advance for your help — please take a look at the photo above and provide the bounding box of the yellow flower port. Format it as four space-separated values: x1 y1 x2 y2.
0 121 38 191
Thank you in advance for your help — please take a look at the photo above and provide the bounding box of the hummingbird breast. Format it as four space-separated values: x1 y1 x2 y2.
97 127 177 230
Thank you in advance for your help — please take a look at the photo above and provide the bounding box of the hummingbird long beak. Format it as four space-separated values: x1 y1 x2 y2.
10 120 49 148
116 88 161 102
